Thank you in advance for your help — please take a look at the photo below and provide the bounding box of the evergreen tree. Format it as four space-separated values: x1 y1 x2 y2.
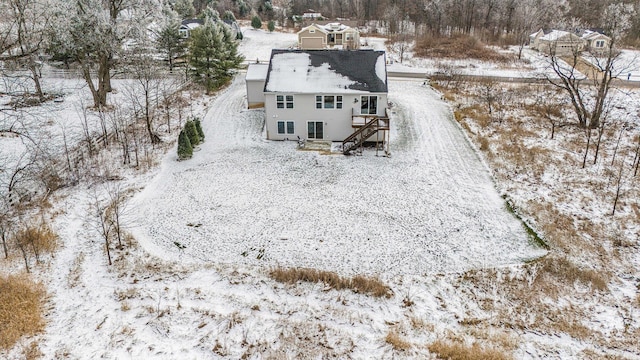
185 120 200 146
222 10 235 22
194 119 205 140
188 20 244 92
177 129 193 160
251 16 262 30
173 0 195 19
155 22 185 71
236 0 250 18
267 20 275 32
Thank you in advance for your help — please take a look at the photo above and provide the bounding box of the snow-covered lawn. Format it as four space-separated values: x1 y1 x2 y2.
131 76 544 277
238 26 298 62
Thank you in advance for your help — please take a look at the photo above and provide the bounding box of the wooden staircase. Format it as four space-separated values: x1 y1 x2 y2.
342 116 390 155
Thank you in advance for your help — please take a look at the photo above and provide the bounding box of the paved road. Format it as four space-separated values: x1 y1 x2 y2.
388 71 640 88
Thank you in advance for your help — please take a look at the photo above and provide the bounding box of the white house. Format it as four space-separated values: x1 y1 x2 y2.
179 19 204 38
258 49 389 152
302 11 322 20
581 30 611 52
297 23 360 50
179 18 241 39
530 29 585 56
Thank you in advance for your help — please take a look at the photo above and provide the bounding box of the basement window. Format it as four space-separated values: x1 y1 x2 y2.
277 121 295 134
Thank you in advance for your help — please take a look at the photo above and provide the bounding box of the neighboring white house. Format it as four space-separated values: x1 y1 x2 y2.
259 49 388 149
530 29 585 56
302 11 322 20
297 23 360 50
581 30 611 52
530 29 611 56
179 18 241 39
179 19 204 38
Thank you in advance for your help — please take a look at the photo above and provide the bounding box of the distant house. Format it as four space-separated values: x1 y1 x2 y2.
297 23 360 50
302 11 322 20
530 29 585 56
179 18 241 39
581 30 611 52
179 19 204 38
253 49 389 154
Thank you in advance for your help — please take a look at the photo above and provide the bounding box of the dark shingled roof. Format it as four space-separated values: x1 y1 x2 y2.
264 49 387 93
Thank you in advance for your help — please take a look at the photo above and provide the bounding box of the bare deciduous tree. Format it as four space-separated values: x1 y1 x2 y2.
91 188 112 265
544 4 635 131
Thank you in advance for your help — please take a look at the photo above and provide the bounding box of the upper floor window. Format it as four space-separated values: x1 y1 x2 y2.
315 95 343 109
595 40 605 48
277 95 294 109
361 96 378 115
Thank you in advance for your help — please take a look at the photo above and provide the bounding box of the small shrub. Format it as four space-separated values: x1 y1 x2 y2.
15 223 58 255
177 129 193 160
0 275 46 350
194 119 205 141
267 20 275 32
385 330 411 351
184 120 200 147
251 16 262 30
479 136 490 151
428 339 512 360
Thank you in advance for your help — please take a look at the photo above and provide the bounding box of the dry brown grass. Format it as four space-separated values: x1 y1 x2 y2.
415 34 513 62
385 330 411 351
269 267 392 298
535 255 608 292
21 341 42 360
0 275 46 350
478 136 490 151
428 339 513 360
15 223 58 255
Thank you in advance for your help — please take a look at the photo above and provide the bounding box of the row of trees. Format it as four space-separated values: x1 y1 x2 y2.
1 0 244 110
286 0 640 43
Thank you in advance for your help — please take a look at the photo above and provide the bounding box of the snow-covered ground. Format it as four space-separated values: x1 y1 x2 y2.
131 77 544 277
2 27 639 359
10 76 549 360
238 26 298 62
